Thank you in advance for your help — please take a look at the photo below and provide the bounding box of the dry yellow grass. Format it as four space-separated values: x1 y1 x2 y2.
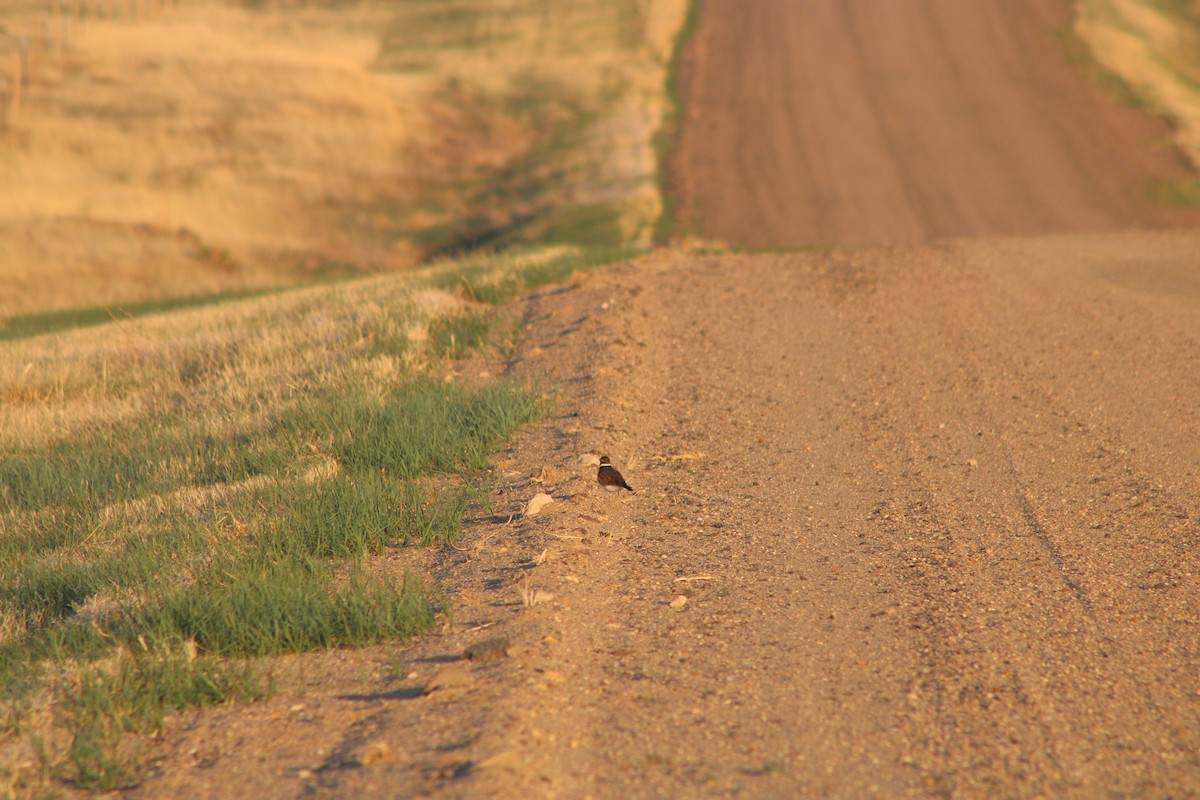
0 0 687 317
1076 0 1200 169
0 240 601 457
0 257 466 452
1 2 424 315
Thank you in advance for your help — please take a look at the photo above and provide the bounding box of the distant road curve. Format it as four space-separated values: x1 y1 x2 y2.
671 0 1200 246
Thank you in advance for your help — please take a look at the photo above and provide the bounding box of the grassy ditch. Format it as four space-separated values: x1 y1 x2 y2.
1 0 687 318
364 0 689 258
0 245 618 793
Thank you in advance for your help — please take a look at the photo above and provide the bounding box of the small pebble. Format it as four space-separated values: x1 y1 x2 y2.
354 740 393 766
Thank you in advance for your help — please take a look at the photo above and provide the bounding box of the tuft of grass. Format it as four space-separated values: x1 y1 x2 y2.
136 559 436 658
3 559 106 631
266 472 470 558
428 311 493 359
279 378 540 479
512 247 637 289
399 484 472 547
430 245 637 306
269 471 408 559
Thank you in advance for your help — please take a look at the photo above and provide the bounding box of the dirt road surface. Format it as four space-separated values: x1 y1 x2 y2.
127 2 1200 798
136 236 1200 798
671 0 1200 245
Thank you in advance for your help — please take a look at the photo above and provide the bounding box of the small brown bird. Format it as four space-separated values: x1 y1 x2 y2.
597 455 633 492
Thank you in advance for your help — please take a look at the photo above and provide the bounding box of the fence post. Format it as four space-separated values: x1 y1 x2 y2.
18 36 32 86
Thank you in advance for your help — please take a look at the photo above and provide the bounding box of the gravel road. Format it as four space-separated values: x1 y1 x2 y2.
127 3 1200 797
671 0 1200 245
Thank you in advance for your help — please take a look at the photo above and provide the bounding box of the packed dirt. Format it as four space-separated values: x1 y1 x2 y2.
116 1 1200 798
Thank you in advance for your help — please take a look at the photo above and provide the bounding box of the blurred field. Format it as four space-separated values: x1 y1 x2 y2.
0 0 685 317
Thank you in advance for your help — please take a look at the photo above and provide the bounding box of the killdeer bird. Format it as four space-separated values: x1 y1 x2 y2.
597 455 633 492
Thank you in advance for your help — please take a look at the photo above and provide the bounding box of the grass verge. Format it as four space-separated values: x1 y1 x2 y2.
0 243 624 793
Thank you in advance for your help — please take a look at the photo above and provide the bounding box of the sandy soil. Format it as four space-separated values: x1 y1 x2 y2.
107 2 1200 797
670 0 1200 246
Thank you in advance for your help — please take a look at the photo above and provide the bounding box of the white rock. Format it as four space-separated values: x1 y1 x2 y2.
526 493 554 516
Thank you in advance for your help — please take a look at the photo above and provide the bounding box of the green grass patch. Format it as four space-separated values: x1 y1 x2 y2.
0 359 532 526
267 472 469 558
278 378 539 479
133 558 436 658
428 311 493 359
0 412 292 515
509 246 637 291
0 375 536 655
1 331 541 786
535 201 627 248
